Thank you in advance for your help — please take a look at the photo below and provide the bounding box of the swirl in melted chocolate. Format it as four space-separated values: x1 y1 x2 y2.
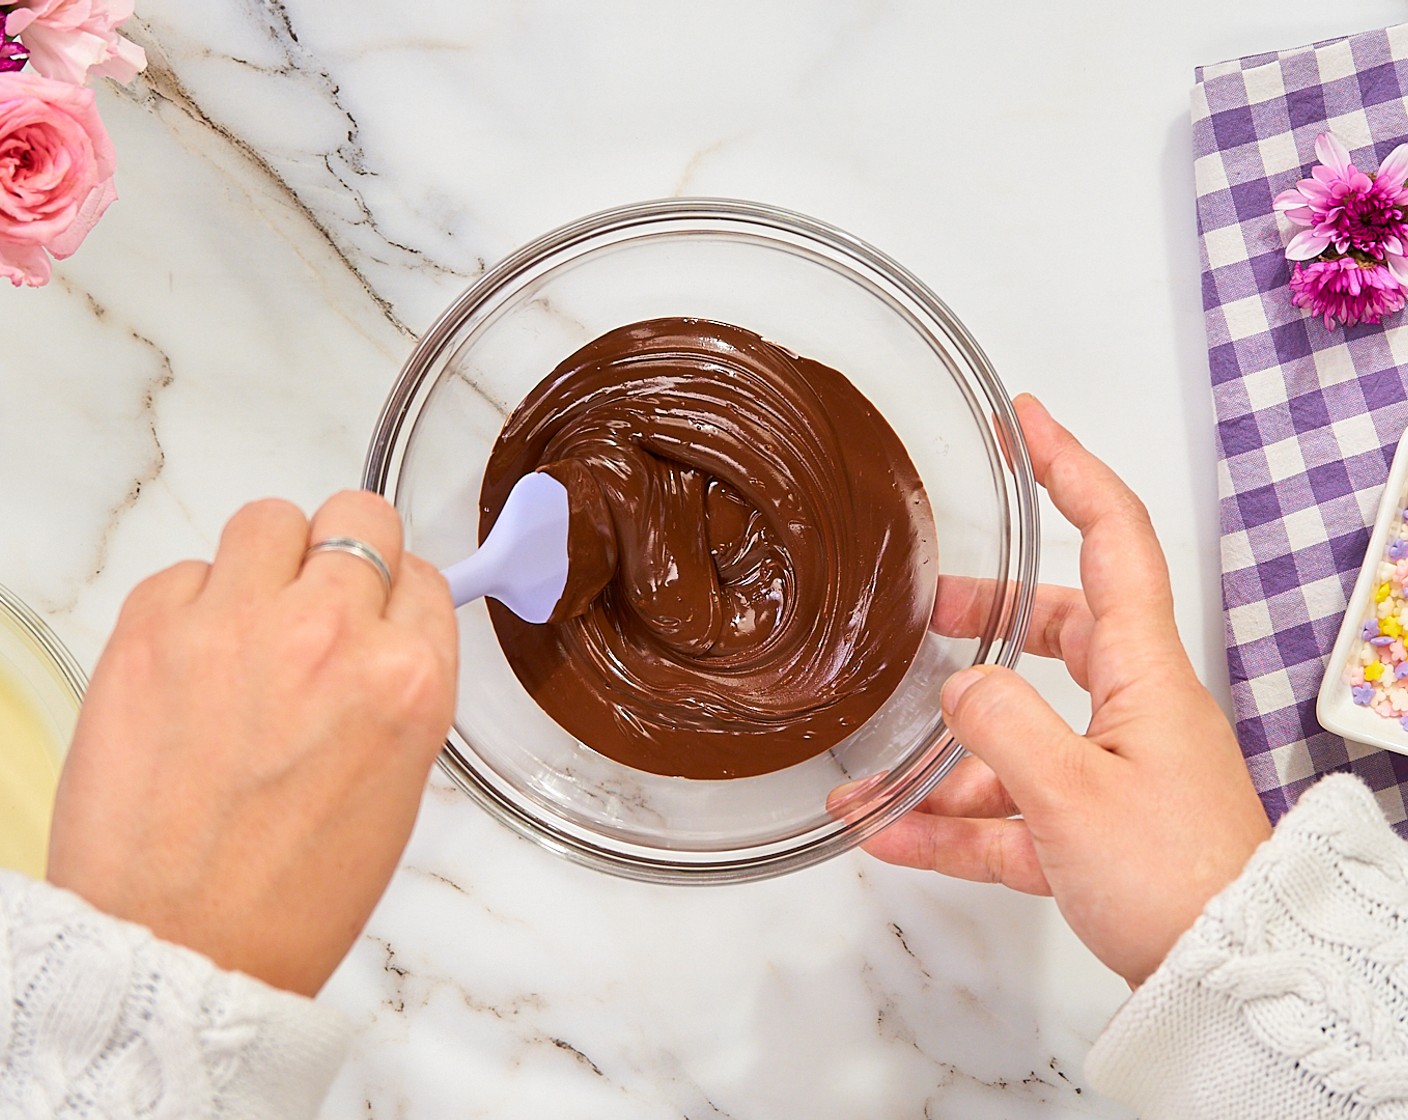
479 318 935 779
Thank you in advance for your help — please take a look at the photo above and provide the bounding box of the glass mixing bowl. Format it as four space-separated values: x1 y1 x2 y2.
0 583 86 877
364 198 1039 884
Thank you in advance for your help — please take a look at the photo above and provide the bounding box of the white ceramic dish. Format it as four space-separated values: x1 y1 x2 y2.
1317 427 1408 755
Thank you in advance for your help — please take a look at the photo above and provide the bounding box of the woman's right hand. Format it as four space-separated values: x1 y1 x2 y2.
47 490 458 997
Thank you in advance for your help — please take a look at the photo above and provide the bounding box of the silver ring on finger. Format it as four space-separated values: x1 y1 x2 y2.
303 536 393 605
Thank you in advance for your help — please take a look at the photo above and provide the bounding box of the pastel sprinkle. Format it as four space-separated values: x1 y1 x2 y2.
1348 494 1408 733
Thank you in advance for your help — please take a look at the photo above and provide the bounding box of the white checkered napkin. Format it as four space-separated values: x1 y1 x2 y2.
1194 24 1408 830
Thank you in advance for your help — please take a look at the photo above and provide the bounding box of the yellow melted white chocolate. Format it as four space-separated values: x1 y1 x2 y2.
0 665 62 879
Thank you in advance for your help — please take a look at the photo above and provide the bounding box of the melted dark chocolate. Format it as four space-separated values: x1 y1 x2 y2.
480 318 934 779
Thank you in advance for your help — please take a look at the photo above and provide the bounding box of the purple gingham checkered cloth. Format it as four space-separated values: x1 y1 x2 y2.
1194 24 1408 830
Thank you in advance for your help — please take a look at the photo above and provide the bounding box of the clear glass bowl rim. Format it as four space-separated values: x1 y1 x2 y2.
363 196 1040 884
0 582 87 713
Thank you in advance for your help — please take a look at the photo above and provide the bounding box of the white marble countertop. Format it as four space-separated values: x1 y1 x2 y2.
5 3 1404 1116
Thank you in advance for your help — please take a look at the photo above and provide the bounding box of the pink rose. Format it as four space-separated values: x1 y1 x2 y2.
5 0 146 86
0 70 117 287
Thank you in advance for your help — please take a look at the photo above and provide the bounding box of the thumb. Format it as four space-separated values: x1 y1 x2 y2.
941 665 1099 817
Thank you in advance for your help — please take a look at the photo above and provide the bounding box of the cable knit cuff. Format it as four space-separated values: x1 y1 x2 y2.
1086 773 1408 1119
0 872 352 1119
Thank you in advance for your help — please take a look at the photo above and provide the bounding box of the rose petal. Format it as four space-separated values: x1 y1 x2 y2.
3 10 36 35
89 34 145 85
46 172 115 258
18 22 108 85
8 0 146 86
0 237 52 286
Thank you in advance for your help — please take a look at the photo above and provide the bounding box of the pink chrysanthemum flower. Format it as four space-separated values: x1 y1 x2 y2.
1288 256 1407 329
1274 132 1408 286
0 13 30 73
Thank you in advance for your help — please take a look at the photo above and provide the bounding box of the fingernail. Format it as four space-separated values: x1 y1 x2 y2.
829 772 888 804
1020 393 1052 421
941 667 984 715
826 772 890 820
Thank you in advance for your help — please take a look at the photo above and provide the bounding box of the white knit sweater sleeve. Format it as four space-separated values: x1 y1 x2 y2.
0 871 352 1119
1086 772 1408 1118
